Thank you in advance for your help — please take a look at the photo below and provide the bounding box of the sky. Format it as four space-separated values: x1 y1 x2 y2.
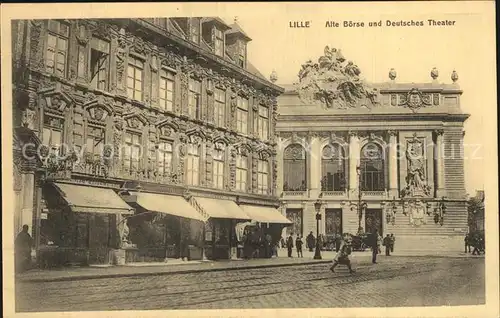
214 2 495 195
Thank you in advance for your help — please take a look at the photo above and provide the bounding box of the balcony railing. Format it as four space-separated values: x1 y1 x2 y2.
361 190 387 197
321 190 347 197
282 191 307 197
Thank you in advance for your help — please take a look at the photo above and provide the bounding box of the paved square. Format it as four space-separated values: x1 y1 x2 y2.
15 256 484 311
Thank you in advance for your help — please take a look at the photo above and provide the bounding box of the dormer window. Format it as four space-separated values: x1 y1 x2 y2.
190 18 200 44
214 28 224 57
238 42 246 68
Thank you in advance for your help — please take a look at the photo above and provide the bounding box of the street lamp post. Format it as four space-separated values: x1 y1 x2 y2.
313 199 323 260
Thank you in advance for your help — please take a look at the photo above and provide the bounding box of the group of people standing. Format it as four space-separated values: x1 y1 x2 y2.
282 231 324 258
464 232 485 255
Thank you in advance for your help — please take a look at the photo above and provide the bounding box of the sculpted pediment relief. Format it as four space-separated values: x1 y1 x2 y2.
297 46 380 109
39 84 74 114
123 113 148 130
84 94 114 122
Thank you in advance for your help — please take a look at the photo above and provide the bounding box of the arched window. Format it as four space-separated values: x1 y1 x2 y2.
283 144 306 191
360 143 385 191
321 144 346 191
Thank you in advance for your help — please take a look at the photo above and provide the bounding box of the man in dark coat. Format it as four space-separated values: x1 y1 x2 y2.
286 233 294 257
370 230 379 264
383 234 391 256
295 235 303 257
15 225 33 273
464 233 471 253
390 234 396 253
330 234 355 274
306 231 315 252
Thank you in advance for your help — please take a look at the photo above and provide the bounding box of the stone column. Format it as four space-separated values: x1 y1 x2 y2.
388 130 399 197
308 134 321 198
276 136 284 196
435 130 446 197
348 131 360 196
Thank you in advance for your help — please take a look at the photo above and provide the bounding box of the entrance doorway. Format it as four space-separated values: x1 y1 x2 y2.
365 209 383 235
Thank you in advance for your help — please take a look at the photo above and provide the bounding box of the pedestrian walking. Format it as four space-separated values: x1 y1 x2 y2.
306 231 315 252
383 234 391 256
390 233 395 253
377 233 383 254
370 230 379 264
296 235 303 257
286 233 294 257
464 233 471 253
330 234 355 274
15 225 33 273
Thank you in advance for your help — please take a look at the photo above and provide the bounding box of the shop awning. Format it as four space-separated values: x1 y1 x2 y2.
53 183 134 215
192 197 251 221
239 205 293 224
127 192 205 222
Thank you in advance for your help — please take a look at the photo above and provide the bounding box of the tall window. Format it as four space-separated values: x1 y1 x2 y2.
188 78 201 119
90 37 110 90
214 28 224 56
321 144 346 191
236 96 248 134
212 147 225 189
286 209 303 236
325 209 343 236
283 144 307 191
86 126 105 156
127 56 143 101
214 88 225 126
258 105 269 140
124 132 141 171
360 143 385 191
190 18 200 44
157 142 173 177
42 115 64 154
238 42 246 68
186 144 200 186
257 159 269 195
46 20 69 76
235 153 248 191
159 69 175 111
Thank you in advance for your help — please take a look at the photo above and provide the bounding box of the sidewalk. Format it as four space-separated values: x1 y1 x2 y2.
16 249 482 283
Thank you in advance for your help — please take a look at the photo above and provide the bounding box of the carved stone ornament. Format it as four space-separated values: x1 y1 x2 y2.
115 34 128 88
76 22 91 45
40 85 74 114
408 200 427 226
390 94 397 106
401 135 431 198
297 46 380 109
84 94 113 122
398 88 432 111
21 108 36 129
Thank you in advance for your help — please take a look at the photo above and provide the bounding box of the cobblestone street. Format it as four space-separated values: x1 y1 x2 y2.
16 256 484 312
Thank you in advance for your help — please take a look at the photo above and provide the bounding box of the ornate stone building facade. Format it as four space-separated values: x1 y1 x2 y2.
276 47 469 251
12 18 284 264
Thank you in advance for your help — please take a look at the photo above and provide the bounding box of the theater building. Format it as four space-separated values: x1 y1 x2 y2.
11 17 286 265
276 46 469 252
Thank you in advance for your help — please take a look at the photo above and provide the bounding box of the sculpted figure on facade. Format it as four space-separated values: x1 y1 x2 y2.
402 137 431 197
297 46 380 109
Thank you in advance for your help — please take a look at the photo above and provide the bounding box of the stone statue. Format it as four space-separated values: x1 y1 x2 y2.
403 140 431 197
297 45 380 109
118 220 130 246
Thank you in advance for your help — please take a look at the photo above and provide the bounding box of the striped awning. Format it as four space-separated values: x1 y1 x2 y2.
126 192 205 222
53 183 134 215
239 205 293 224
192 197 250 221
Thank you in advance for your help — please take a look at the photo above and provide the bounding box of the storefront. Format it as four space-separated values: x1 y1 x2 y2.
239 205 293 257
39 182 134 266
121 191 206 262
190 197 251 260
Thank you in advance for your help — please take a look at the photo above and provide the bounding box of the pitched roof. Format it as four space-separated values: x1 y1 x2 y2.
226 22 252 41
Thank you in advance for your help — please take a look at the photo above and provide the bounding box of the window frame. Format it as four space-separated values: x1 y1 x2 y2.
159 69 175 111
123 131 142 172
214 28 224 56
257 104 269 140
45 20 70 77
190 18 201 44
360 143 386 191
188 78 202 119
157 141 173 177
86 125 106 157
257 158 269 195
320 144 346 192
42 114 65 155
214 88 226 126
283 144 307 191
186 143 201 186
89 37 111 91
212 147 225 189
127 56 144 101
236 96 249 134
235 153 248 192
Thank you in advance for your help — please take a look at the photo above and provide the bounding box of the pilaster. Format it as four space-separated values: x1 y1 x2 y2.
388 130 399 197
